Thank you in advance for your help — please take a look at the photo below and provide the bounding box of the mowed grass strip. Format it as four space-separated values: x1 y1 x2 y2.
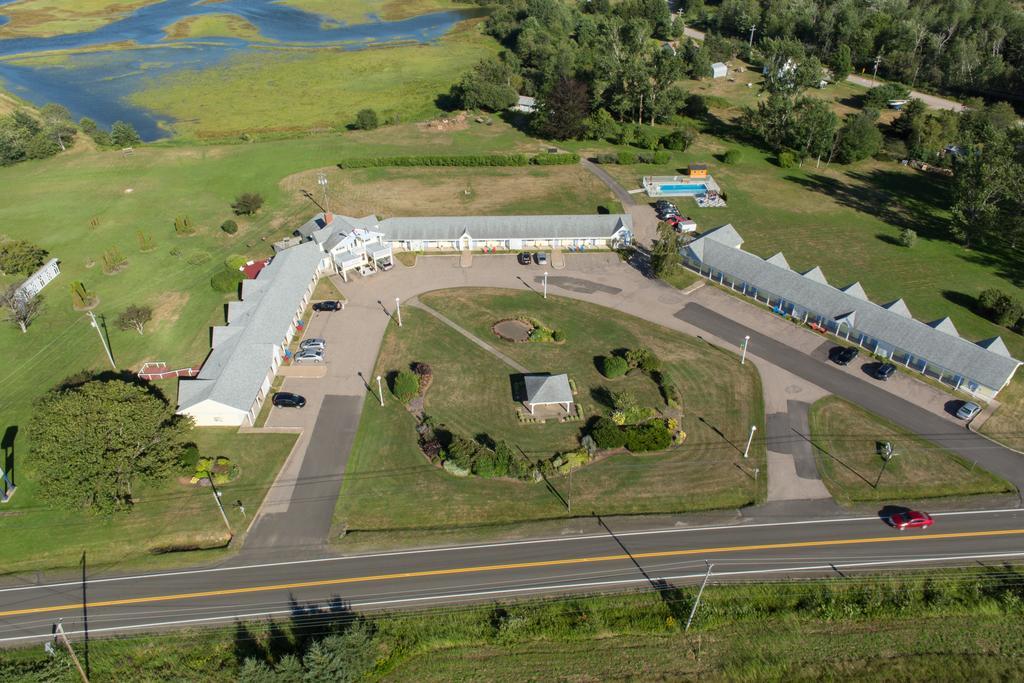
334 290 765 541
808 396 1012 504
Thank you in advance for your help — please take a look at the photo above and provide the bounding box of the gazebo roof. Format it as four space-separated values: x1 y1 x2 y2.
523 374 573 405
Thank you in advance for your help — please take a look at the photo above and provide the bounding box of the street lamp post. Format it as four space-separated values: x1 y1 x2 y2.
741 335 750 365
543 272 549 299
395 297 402 327
377 375 384 407
743 424 757 459
748 24 757 47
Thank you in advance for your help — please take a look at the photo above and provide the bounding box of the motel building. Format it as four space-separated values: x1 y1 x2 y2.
683 225 1021 400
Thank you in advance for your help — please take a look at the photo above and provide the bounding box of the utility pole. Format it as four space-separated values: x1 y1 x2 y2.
748 24 756 47
543 271 549 299
53 620 89 683
685 562 714 631
743 424 757 459
86 311 115 369
316 172 329 213
567 465 573 514
395 297 402 327
740 335 750 365
377 375 384 407
871 53 882 84
206 476 232 535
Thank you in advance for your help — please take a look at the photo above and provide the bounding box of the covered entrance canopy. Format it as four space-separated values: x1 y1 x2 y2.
523 373 573 414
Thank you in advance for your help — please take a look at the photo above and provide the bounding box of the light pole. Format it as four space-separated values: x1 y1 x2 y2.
395 297 402 327
206 478 232 535
748 24 756 47
87 311 116 369
543 271 549 299
376 375 384 407
743 424 757 459
740 335 750 365
316 171 329 213
685 561 714 631
872 53 882 84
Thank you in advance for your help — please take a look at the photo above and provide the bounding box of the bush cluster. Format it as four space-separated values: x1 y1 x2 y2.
210 267 245 293
337 153 579 170
232 193 264 216
723 148 742 164
623 422 673 452
599 355 629 378
443 434 528 479
977 288 1024 331
391 370 420 403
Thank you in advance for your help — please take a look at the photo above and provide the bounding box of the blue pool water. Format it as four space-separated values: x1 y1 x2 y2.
656 183 707 194
0 1 487 139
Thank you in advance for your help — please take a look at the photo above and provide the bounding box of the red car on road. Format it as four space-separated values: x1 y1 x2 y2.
889 510 933 530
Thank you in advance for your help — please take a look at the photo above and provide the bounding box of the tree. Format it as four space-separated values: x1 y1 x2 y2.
831 43 853 80
949 133 1022 247
661 126 697 151
835 110 883 163
650 221 684 278
583 108 620 142
454 57 519 111
863 82 910 109
39 103 76 152
30 379 192 512
353 108 379 130
232 193 264 215
0 239 48 275
533 77 590 140
116 304 152 335
110 120 141 147
1 285 43 333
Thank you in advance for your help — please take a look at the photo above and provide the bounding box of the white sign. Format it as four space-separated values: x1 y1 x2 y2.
16 258 60 299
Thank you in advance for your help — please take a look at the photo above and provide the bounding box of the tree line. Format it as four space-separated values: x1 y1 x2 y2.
0 103 142 166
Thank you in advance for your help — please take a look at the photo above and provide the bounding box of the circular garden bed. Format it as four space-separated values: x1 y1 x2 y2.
492 318 533 342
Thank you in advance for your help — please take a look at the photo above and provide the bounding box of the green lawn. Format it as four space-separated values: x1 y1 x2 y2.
0 429 296 576
4 567 1023 681
129 18 496 140
808 396 1012 504
333 289 765 546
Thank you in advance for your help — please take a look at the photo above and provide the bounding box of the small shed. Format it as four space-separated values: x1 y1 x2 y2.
512 95 537 113
711 62 728 79
523 374 573 415
688 163 708 179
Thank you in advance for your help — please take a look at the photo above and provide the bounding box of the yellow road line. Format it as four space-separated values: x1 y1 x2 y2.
2 528 1021 619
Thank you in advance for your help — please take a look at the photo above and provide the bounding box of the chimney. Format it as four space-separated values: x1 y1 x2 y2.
324 212 334 225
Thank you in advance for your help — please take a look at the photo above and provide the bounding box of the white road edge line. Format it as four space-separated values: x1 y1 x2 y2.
2 550 1022 644
2 507 1018 595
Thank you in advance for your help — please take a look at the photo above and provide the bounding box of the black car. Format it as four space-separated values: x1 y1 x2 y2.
517 252 532 265
272 392 306 408
312 300 341 312
874 363 896 380
829 346 860 366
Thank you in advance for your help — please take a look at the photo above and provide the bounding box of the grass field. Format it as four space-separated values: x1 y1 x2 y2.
162 13 268 42
0 0 159 38
808 396 1012 504
4 567 1023 681
332 289 765 546
284 0 469 23
129 18 496 139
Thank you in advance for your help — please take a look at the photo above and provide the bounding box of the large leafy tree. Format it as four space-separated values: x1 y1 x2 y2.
30 379 192 512
454 57 520 111
835 109 883 163
533 77 591 139
0 238 48 275
949 131 1024 248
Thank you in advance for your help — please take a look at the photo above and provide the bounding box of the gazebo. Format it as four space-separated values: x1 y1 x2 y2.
523 374 573 415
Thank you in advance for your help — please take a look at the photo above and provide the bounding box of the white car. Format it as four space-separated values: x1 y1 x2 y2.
299 338 326 351
293 349 325 364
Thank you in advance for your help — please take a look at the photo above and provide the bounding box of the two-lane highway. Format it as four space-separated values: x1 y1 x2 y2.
2 508 1023 644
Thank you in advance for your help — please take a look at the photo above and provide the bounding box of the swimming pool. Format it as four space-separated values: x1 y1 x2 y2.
657 183 707 194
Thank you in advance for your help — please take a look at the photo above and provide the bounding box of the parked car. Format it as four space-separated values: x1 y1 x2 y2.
272 392 307 408
299 337 326 351
956 401 981 420
829 346 860 366
888 510 933 530
874 363 896 381
517 252 532 265
535 253 548 266
312 300 341 312
293 349 325 364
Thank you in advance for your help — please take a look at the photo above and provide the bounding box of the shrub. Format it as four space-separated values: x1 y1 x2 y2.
616 151 638 165
978 289 1024 328
659 378 681 408
600 355 629 378
221 220 238 234
661 127 696 152
625 348 660 372
101 246 127 274
634 125 662 150
69 281 94 309
777 151 797 168
412 361 433 393
610 390 639 412
898 228 917 247
337 154 530 169
225 254 249 271
210 267 244 293
652 150 671 164
590 417 626 449
623 422 673 452
723 148 742 164
0 239 48 275
392 370 420 403
232 193 264 215
354 108 379 130
530 152 580 165
187 251 211 265
685 93 708 117
444 434 482 470
179 444 200 472
136 230 156 252
173 215 195 236
552 329 565 342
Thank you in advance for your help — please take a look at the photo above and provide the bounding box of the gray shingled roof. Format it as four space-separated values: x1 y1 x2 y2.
524 374 573 405
178 241 324 415
378 215 632 242
687 226 1020 390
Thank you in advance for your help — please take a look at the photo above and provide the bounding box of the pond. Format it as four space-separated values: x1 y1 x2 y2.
0 1 486 139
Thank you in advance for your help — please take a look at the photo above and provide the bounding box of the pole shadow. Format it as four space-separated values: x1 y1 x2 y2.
80 552 90 678
697 416 742 455
2 425 17 490
595 513 657 589
791 428 876 489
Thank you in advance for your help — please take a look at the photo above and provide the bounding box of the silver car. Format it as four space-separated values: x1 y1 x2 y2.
955 401 981 420
299 337 326 351
293 348 325 364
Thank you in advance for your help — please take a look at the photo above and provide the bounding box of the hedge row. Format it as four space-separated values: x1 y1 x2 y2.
337 152 579 169
595 150 671 165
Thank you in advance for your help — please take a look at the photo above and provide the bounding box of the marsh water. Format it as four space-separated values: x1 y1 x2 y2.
0 0 485 138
